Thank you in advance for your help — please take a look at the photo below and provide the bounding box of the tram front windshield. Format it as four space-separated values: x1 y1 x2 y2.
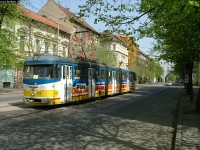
24 65 54 79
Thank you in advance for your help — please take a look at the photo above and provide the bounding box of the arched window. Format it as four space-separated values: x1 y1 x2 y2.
34 32 44 54
17 27 28 51
61 41 68 57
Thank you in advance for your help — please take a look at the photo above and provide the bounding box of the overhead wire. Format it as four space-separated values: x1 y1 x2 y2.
23 0 78 33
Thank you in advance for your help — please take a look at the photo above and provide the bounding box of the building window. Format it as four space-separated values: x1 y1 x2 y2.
113 44 116 50
53 44 57 55
73 26 77 33
20 35 26 50
36 39 40 53
45 41 49 54
62 47 66 56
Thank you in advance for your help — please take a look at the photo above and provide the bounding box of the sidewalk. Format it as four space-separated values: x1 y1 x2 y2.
0 88 23 95
175 87 200 150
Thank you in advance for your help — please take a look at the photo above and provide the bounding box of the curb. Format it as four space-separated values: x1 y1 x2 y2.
0 89 23 95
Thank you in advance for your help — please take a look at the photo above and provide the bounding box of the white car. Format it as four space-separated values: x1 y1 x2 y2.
166 82 172 86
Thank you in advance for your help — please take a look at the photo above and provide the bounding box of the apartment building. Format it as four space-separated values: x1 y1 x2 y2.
17 7 71 57
100 33 129 69
118 35 138 70
38 0 100 59
0 1 135 88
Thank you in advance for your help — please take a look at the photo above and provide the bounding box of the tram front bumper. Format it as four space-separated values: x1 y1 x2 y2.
23 97 51 104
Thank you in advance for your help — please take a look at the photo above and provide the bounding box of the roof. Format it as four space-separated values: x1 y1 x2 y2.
118 34 139 47
138 50 149 58
54 1 98 34
18 6 70 34
100 32 128 47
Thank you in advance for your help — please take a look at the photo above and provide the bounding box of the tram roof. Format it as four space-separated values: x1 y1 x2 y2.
24 54 105 66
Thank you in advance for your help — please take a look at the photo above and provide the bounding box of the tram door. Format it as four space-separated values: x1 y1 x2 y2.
88 68 95 99
126 73 130 92
62 65 72 102
66 66 72 102
112 71 117 94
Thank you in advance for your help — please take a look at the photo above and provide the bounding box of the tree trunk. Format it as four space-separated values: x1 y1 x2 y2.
195 86 200 113
185 62 194 101
189 69 193 101
0 5 9 29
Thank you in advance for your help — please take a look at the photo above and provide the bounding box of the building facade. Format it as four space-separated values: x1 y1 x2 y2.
18 7 71 57
0 1 138 88
159 59 174 82
100 34 129 69
38 0 100 59
118 35 138 70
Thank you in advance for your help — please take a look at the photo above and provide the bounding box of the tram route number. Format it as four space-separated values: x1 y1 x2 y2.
75 83 86 90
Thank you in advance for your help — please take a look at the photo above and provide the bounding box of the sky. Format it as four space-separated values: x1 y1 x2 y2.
21 0 155 55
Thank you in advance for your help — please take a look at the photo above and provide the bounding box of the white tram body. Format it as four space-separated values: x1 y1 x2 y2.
23 55 136 106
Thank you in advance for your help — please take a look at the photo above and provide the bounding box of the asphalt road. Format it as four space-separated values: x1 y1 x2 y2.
0 85 182 150
0 93 23 102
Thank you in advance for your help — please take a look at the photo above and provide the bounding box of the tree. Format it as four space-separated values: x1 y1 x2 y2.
78 0 200 111
94 45 117 66
78 0 143 38
0 3 27 70
136 59 148 83
149 58 163 82
141 0 200 100
136 58 163 83
141 0 200 107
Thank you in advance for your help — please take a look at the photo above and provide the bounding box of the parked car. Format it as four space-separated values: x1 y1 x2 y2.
166 82 172 86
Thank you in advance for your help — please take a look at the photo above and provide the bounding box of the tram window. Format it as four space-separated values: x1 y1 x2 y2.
53 65 59 79
75 67 81 79
70 67 72 79
116 72 119 80
24 65 54 79
68 66 72 79
63 66 66 79
81 67 88 80
123 73 127 80
101 69 105 77
56 65 59 79
96 69 105 80
109 71 112 79
122 73 125 80
74 66 88 80
129 74 133 80
100 69 105 79
96 70 100 79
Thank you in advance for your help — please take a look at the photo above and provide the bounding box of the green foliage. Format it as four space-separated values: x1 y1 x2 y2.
0 3 24 27
94 45 117 66
69 17 75 23
150 58 163 78
0 28 26 70
78 0 141 35
0 3 27 70
78 0 200 76
0 29 16 68
136 58 163 81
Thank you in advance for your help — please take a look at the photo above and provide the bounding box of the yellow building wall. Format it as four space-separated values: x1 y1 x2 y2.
119 35 138 70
